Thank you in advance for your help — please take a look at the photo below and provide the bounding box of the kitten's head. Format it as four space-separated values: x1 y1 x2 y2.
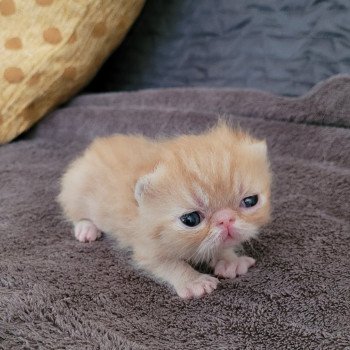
135 123 271 263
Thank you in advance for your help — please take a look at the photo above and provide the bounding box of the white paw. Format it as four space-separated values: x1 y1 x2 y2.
176 274 219 299
214 256 255 278
74 220 102 243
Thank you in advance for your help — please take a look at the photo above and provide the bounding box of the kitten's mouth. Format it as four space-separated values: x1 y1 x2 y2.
220 227 241 246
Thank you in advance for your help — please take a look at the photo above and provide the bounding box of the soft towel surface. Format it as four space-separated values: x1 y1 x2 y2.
1 75 349 349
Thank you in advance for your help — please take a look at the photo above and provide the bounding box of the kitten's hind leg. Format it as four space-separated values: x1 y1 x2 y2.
74 219 102 243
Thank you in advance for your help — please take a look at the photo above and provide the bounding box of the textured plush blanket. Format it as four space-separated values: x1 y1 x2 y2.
1 75 349 349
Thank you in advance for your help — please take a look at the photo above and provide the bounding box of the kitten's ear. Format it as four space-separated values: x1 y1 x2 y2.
134 165 164 205
249 140 268 158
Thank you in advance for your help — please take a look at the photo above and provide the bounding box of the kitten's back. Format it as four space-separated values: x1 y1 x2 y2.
58 134 159 234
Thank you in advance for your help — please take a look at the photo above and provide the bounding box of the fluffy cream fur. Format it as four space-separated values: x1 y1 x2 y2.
58 123 271 298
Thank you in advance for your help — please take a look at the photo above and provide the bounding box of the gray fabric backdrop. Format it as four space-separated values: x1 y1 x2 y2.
86 0 350 96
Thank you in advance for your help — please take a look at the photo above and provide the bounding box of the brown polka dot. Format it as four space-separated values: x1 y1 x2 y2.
5 37 22 50
21 102 38 122
27 73 41 86
116 18 127 31
0 0 16 16
68 32 77 44
4 67 25 83
62 67 77 80
36 0 54 5
43 27 62 45
94 53 105 66
92 22 107 38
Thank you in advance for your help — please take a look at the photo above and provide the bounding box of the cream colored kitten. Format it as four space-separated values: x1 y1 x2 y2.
58 123 271 299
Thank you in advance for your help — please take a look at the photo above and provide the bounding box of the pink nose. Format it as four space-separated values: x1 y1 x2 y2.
212 208 235 228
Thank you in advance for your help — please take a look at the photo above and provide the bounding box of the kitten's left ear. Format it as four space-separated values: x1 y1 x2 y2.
134 165 165 205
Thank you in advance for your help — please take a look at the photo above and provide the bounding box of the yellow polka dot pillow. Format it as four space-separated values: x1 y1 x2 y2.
0 0 145 144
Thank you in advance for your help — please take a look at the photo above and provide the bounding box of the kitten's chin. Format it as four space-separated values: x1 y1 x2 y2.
221 237 240 247
190 225 259 264
220 234 250 248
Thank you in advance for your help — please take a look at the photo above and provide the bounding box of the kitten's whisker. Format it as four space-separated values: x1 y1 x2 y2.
190 230 221 264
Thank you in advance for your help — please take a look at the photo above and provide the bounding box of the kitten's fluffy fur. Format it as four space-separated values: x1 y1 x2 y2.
58 123 271 298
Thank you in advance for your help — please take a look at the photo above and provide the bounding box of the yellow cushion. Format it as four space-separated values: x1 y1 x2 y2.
0 0 145 144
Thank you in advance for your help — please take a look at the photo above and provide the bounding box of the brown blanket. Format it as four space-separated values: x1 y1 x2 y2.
1 75 349 349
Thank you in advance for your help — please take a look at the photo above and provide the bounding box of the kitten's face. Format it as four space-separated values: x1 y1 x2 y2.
135 125 271 263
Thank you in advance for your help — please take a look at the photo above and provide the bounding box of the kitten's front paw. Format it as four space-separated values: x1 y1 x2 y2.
74 220 102 243
214 256 255 279
176 274 219 299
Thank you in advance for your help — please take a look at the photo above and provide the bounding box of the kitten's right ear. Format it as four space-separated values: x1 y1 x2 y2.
250 140 267 157
134 165 164 205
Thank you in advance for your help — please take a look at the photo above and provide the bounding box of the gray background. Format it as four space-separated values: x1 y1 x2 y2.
86 0 350 96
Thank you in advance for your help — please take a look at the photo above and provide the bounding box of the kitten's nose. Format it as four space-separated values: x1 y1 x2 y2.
213 208 235 228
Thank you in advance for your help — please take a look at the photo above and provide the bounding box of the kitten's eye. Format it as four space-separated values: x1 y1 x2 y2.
180 211 202 227
241 195 259 208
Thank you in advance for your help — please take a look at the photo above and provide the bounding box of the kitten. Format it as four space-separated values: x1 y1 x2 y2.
58 123 271 299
